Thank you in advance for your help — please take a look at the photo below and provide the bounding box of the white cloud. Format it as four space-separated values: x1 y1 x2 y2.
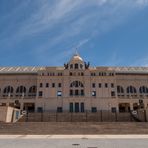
136 0 148 5
0 0 148 65
132 56 148 66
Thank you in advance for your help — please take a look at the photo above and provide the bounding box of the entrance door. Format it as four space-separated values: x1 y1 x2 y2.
80 103 84 112
75 103 79 113
23 103 35 112
69 103 73 112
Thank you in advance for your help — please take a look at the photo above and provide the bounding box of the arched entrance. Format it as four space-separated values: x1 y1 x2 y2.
119 103 130 113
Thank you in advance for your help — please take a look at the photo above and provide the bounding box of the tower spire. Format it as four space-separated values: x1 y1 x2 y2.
75 47 79 56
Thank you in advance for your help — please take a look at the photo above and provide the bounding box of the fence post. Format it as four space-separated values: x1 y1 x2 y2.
115 111 118 122
71 112 72 122
25 112 28 122
41 111 43 122
130 111 133 122
86 111 88 122
100 110 103 122
144 110 147 122
56 112 57 122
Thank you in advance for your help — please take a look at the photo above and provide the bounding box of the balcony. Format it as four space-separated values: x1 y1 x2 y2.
69 94 85 97
117 93 148 99
0 93 36 99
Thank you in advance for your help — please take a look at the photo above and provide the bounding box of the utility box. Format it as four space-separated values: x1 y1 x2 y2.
0 106 21 123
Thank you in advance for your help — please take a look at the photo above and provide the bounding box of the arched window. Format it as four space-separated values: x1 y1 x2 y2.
80 64 83 69
70 81 84 88
28 86 37 96
70 64 73 69
16 86 26 96
75 63 79 69
29 86 36 93
139 86 148 94
117 86 124 93
127 86 137 94
70 81 84 96
3 86 13 96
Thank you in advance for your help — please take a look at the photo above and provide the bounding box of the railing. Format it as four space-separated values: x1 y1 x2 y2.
0 95 36 99
69 94 85 97
118 93 148 99
19 111 134 122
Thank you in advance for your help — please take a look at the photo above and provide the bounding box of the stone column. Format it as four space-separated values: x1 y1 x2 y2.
130 103 133 111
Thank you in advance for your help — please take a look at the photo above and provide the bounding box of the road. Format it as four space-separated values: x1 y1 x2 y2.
0 135 148 148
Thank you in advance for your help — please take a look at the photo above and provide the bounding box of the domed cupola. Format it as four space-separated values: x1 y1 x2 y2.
64 51 90 70
70 52 84 63
64 52 89 70
69 52 84 70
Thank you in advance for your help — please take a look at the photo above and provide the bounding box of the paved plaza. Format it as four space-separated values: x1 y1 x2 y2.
0 135 148 148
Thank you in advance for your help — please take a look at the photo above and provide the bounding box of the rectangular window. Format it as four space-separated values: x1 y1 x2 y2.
81 90 84 96
52 83 55 88
75 90 79 96
58 83 61 87
111 107 116 113
57 91 62 97
105 83 108 88
91 73 96 76
38 91 43 97
111 83 114 88
98 83 102 88
81 103 84 112
37 107 43 113
70 90 73 96
57 107 63 113
50 73 55 76
46 83 49 88
75 64 78 69
92 83 95 88
40 83 43 87
92 91 96 97
70 64 73 69
111 91 115 97
91 107 97 113
69 103 73 112
58 73 63 76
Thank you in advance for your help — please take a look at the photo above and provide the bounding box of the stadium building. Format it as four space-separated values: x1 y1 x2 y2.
0 53 148 113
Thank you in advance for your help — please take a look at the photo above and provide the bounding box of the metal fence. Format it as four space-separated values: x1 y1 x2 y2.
18 110 143 122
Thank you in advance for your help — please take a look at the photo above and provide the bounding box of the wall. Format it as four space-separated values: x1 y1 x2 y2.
0 106 7 122
0 106 20 122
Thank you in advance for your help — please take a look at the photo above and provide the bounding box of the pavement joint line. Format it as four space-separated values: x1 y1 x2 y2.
0 135 148 139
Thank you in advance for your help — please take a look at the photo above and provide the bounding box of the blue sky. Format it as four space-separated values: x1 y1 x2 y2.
0 0 148 67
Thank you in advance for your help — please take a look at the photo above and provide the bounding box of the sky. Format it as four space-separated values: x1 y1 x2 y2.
0 0 148 67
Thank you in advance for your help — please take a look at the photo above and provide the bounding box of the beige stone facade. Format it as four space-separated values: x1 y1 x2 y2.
0 54 148 113
0 106 20 122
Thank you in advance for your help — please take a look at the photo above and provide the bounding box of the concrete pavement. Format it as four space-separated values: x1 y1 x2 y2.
0 135 148 148
1 135 148 139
